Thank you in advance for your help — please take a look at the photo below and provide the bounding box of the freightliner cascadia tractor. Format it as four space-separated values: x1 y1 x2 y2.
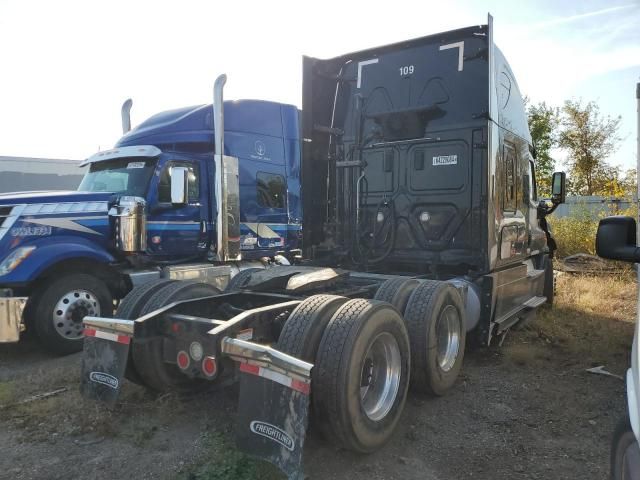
0 80 302 354
81 16 565 479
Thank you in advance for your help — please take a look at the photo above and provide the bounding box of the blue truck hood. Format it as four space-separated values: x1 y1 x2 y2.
0 190 112 206
0 190 115 286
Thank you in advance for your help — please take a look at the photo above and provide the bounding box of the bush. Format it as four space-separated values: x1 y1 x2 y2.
549 200 637 258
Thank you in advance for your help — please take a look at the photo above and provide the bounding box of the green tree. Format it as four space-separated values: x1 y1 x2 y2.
597 166 637 197
559 99 622 196
527 101 559 197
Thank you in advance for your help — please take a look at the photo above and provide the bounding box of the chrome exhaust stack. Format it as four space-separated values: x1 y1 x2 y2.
121 98 133 134
213 75 241 262
214 75 226 162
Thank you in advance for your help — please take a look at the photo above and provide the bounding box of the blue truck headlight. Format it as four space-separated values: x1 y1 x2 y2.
0 246 36 276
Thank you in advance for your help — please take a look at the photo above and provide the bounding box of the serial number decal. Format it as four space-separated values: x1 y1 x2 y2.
10 226 52 237
89 371 119 390
432 155 458 166
249 420 295 451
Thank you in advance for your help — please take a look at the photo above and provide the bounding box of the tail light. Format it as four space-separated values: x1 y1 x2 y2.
177 350 190 370
202 356 217 377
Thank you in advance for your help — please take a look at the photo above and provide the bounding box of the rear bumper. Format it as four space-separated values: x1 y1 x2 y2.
0 296 27 342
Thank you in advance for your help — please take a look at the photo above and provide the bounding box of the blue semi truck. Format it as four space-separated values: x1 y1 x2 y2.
0 77 302 354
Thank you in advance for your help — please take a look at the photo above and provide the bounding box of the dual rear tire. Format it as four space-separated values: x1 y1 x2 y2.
376 277 466 395
278 295 410 453
403 280 466 395
276 278 465 452
118 280 221 392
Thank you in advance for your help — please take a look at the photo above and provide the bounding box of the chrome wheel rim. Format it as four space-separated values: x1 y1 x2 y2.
360 332 401 421
436 305 461 372
53 290 100 340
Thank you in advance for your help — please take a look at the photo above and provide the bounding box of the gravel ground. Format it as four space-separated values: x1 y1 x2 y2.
0 274 634 480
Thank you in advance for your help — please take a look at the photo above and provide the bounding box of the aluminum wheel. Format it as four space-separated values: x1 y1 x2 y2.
436 305 461 372
53 289 100 340
360 332 402 421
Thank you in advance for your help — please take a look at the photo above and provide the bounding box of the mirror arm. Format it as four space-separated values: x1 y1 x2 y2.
538 199 559 217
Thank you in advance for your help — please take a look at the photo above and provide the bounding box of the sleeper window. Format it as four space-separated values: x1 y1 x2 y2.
256 172 285 208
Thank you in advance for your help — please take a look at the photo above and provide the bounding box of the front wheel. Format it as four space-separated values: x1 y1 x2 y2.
611 415 640 480
29 274 113 355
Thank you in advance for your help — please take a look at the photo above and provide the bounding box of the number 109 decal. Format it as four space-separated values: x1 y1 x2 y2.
399 65 414 76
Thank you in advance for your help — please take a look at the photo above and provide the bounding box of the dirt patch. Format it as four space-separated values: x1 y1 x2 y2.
0 273 635 479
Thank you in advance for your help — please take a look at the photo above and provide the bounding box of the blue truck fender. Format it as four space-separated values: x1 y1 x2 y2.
2 237 117 286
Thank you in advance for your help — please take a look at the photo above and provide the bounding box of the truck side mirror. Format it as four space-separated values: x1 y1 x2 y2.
551 172 566 204
170 166 189 205
596 216 640 262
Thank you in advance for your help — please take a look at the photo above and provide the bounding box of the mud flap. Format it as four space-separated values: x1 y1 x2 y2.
235 362 311 480
80 327 131 405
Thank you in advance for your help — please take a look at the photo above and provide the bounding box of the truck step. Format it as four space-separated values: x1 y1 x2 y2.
523 296 547 309
527 268 545 279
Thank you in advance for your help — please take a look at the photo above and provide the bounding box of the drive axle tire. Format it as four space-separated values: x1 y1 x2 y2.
117 279 176 320
404 280 466 396
276 294 349 362
30 274 113 355
225 268 262 291
115 279 176 385
313 299 410 453
132 281 221 392
374 278 421 315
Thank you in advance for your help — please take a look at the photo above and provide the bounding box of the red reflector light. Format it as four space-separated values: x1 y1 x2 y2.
171 323 181 333
177 350 190 370
202 356 217 377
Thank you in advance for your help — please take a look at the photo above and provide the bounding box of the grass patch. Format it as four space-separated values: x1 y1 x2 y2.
506 272 636 370
4 369 183 443
182 430 282 480
549 201 637 259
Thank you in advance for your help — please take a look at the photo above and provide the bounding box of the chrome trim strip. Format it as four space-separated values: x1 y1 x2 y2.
83 317 135 336
221 337 313 378
22 202 108 216
147 220 199 225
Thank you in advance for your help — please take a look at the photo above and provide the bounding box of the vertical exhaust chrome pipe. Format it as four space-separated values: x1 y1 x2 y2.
121 98 133 134
214 75 227 158
213 75 226 261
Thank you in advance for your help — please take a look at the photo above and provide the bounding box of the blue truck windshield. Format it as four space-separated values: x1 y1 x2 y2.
78 158 156 196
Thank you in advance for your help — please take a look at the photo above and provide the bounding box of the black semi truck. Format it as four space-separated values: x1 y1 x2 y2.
80 15 565 479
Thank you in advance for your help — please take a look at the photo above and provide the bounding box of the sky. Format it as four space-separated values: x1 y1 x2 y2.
0 0 638 170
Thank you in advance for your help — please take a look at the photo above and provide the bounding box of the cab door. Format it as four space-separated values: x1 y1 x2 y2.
146 159 206 257
498 138 527 264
